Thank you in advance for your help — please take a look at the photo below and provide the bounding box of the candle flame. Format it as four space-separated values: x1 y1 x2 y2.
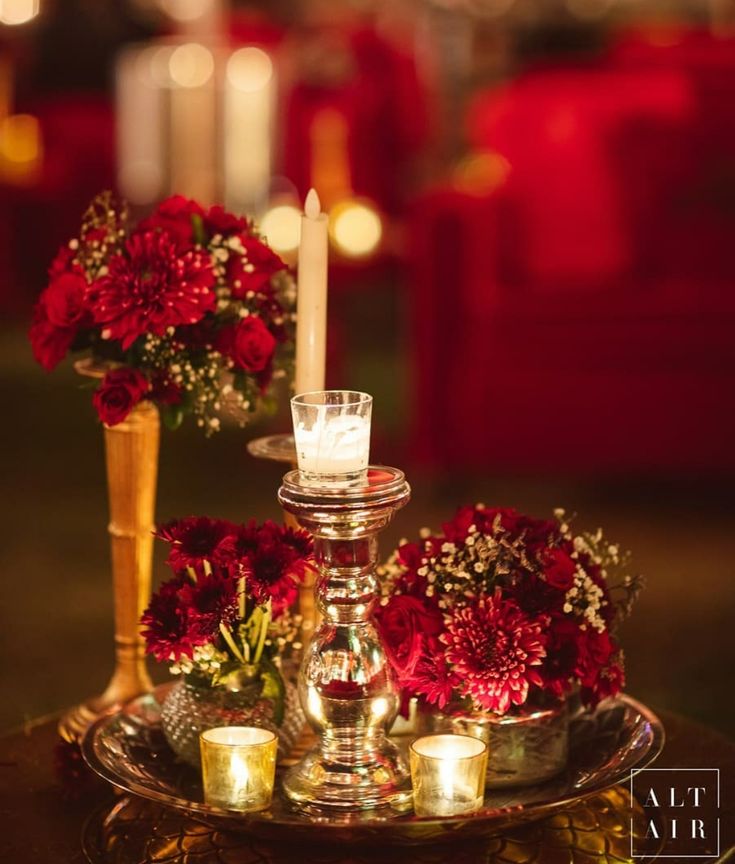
304 187 321 220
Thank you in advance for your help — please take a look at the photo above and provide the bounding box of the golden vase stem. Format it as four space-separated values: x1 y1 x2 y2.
59 399 159 742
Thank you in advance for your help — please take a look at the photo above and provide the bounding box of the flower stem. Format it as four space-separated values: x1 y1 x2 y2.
253 601 271 665
238 574 246 620
219 622 246 664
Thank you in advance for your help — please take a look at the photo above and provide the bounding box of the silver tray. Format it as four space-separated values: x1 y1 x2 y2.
81 687 664 845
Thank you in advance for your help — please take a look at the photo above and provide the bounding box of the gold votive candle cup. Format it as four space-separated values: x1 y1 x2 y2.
409 734 488 817
200 726 277 812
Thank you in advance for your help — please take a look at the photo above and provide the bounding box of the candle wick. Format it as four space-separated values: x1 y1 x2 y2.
305 188 321 220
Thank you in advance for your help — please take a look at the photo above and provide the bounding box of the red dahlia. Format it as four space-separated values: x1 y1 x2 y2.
87 231 215 350
443 590 547 714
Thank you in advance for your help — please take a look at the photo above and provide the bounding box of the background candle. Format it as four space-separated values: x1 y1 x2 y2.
200 726 277 812
410 734 487 817
294 189 328 396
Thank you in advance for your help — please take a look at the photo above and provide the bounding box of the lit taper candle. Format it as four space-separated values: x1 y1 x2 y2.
294 188 328 395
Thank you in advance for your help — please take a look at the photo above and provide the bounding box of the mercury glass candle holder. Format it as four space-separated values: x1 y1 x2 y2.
200 727 277 812
409 734 488 817
291 391 372 486
277 466 412 812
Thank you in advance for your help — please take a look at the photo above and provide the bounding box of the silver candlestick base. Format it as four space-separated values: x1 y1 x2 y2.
277 466 413 813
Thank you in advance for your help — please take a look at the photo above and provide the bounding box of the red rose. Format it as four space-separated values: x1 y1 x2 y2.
44 272 88 328
29 316 76 372
204 205 250 238
539 615 581 697
224 316 277 373
375 595 443 681
542 548 577 591
228 235 286 299
575 627 615 687
92 367 149 426
136 195 205 249
29 272 89 371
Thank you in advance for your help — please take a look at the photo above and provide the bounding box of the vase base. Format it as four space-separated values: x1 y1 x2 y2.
59 679 154 743
282 745 413 813
59 698 116 744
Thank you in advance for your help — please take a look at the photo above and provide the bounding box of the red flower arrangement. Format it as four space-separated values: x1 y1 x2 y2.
142 517 314 683
376 506 642 716
30 193 295 433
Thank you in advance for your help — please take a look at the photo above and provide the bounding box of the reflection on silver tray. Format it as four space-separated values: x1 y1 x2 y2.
81 687 664 845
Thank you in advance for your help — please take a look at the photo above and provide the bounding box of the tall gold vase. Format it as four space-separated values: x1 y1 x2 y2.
59 392 159 743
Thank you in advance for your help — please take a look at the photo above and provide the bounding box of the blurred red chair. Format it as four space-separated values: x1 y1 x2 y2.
281 25 428 217
2 94 115 309
409 48 735 473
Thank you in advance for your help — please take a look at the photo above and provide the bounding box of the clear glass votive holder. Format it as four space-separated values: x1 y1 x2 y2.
409 734 488 817
200 726 277 812
291 390 372 486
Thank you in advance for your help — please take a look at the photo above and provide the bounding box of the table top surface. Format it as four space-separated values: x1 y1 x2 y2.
0 704 732 864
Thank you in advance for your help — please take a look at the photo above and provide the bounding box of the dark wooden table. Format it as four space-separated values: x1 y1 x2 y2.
0 707 732 864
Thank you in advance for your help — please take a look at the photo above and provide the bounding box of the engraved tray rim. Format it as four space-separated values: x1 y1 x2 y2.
81 687 664 843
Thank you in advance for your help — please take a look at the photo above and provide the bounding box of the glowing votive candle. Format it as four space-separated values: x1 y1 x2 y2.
291 390 372 485
410 734 488 817
200 726 277 812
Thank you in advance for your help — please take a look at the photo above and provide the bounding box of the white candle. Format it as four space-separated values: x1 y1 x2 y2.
116 46 165 206
294 189 328 395
295 413 371 477
168 42 217 205
224 46 274 215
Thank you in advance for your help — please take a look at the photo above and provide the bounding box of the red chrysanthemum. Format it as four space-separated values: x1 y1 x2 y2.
410 650 455 710
219 520 312 612
177 571 240 638
156 516 236 572
141 577 201 662
443 590 547 714
87 230 216 349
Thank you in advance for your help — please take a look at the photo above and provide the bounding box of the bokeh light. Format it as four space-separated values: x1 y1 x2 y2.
227 47 273 93
158 0 213 23
329 199 382 258
0 0 39 26
260 204 302 254
168 43 214 88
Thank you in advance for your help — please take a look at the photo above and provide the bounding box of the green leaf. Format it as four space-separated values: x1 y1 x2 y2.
258 657 285 726
192 213 207 247
161 404 184 430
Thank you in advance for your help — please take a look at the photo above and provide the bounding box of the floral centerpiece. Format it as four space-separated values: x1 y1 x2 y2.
142 516 313 765
33 191 297 742
30 192 295 432
377 505 642 786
